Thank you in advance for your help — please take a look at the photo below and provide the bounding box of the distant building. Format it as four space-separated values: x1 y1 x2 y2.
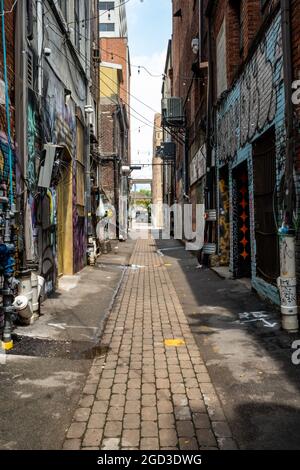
99 0 128 38
98 0 131 240
152 114 164 229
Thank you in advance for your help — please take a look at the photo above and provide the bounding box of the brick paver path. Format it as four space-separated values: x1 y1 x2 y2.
64 238 237 450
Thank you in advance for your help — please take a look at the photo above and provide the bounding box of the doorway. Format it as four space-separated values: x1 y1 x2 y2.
57 151 73 276
253 127 279 284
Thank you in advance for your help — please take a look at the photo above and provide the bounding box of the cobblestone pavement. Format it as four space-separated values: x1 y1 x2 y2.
63 238 237 450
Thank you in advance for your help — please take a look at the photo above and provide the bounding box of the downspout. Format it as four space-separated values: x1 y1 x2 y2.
114 157 120 239
206 12 213 212
85 0 92 239
278 0 298 332
15 0 27 269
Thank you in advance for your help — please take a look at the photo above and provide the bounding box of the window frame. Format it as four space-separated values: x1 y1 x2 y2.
99 22 115 32
99 1 115 11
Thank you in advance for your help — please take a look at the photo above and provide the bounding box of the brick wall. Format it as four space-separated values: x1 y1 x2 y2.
0 0 16 205
172 0 203 200
210 0 280 101
215 10 285 305
99 103 116 156
0 0 15 140
101 162 116 204
100 37 130 115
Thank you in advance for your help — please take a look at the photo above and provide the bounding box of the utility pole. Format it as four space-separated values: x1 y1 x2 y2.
278 0 298 332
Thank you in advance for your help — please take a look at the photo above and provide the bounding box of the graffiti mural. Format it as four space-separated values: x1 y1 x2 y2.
24 64 87 291
217 13 283 165
27 104 36 191
232 164 251 278
216 12 284 303
219 176 230 266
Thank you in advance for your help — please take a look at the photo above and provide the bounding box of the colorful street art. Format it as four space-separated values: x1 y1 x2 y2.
219 177 230 266
216 12 284 304
217 13 283 164
25 64 87 292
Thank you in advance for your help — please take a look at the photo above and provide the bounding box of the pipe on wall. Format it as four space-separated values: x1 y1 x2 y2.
279 0 298 332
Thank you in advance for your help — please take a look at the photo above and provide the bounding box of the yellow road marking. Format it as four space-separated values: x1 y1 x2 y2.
164 339 185 347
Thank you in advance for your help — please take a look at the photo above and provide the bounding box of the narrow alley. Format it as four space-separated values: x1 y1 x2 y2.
1 0 300 458
64 237 236 451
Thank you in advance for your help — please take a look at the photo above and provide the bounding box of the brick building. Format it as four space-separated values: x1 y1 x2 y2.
98 58 130 240
291 0 300 302
167 0 300 314
205 0 300 310
98 33 131 240
164 1 209 241
152 113 163 229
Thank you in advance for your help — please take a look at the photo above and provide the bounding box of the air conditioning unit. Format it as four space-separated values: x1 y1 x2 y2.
161 97 184 128
160 142 176 161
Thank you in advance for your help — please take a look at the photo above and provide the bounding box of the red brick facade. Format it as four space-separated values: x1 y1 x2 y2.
171 0 208 202
0 0 15 141
100 37 130 123
209 0 280 102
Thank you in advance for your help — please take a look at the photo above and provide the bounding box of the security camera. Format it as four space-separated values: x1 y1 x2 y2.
44 47 52 57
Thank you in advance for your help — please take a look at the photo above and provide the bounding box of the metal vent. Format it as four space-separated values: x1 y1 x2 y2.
27 50 34 89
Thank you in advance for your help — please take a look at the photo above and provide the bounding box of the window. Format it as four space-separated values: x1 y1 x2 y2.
216 19 227 97
99 23 115 32
74 0 80 48
99 2 115 10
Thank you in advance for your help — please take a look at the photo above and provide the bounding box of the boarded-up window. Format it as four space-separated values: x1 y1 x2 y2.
216 19 227 98
76 119 85 207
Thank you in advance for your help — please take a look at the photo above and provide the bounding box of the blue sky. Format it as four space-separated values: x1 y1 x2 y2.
126 0 172 182
127 0 172 57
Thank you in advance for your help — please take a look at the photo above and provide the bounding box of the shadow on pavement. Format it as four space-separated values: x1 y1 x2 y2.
155 237 300 450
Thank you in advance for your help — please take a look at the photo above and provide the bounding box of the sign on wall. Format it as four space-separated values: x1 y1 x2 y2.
190 145 206 186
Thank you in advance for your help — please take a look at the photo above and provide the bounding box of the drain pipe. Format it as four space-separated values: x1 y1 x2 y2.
279 0 298 332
